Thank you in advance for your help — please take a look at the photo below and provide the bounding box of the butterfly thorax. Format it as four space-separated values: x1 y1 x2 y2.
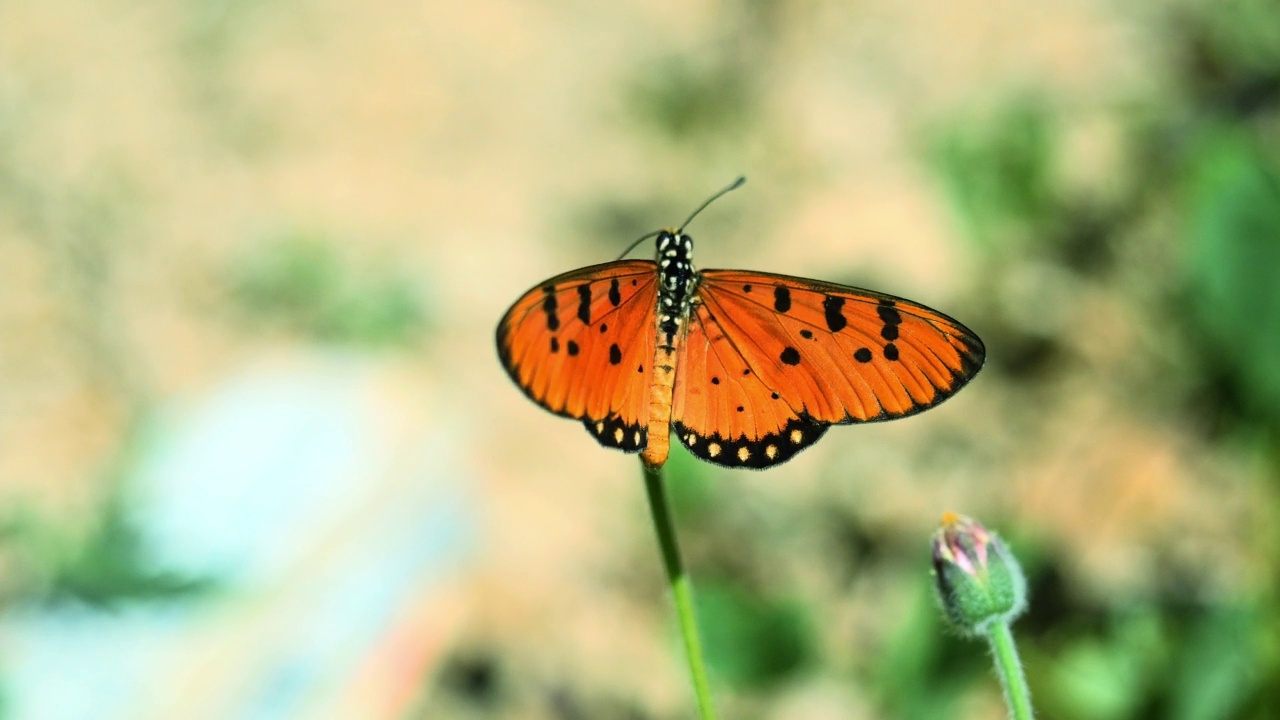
655 230 699 344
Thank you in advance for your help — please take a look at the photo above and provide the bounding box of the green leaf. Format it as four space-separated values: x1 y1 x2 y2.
1185 129 1280 423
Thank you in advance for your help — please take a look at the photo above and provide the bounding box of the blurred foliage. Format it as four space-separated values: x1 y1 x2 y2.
177 0 281 153
1179 0 1280 115
43 493 213 607
1040 607 1167 720
1167 605 1267 720
924 95 1121 382
0 422 212 609
929 97 1059 256
426 644 657 720
1 109 206 610
623 0 776 148
919 2 1280 716
627 55 755 144
873 580 976 719
228 231 431 347
695 580 814 690
1184 129 1280 429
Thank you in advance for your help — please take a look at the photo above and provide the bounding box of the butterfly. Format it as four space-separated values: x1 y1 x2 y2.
496 178 984 470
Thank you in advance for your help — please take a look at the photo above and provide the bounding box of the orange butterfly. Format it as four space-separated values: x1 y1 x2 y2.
496 178 984 470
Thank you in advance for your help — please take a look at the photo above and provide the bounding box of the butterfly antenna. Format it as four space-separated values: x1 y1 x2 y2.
615 230 663 261
614 176 747 260
679 175 746 231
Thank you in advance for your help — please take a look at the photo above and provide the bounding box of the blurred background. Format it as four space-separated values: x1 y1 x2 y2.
2 0 1278 718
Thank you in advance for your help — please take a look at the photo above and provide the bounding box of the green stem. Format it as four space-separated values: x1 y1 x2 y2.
987 621 1035 720
642 462 717 720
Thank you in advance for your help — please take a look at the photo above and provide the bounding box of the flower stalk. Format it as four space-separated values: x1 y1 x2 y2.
642 461 717 720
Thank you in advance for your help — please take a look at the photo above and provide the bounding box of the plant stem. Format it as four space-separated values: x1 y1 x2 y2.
987 621 1035 720
641 462 717 720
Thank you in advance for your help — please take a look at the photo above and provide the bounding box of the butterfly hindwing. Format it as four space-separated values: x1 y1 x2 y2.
671 270 984 469
496 260 658 453
672 299 831 468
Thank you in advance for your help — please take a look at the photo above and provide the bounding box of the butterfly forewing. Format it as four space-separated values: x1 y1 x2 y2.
496 260 658 452
670 270 984 469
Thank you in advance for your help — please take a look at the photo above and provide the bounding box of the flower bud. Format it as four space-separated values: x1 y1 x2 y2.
931 512 1027 636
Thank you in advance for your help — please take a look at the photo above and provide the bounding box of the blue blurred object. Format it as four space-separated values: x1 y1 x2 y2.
4 354 474 720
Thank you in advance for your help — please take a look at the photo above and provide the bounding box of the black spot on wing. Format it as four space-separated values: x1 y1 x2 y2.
799 329 814 339
608 278 622 307
576 284 592 325
609 343 622 365
881 325 899 341
567 340 580 356
854 347 872 363
584 414 646 453
823 296 847 332
780 346 801 365
542 286 559 331
673 415 829 469
773 286 792 312
884 343 899 361
550 337 560 353
877 304 902 326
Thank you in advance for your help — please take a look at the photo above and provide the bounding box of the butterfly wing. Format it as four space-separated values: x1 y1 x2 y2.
496 260 658 453
672 269 984 468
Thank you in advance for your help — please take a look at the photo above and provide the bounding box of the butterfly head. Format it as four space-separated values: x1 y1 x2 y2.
656 229 693 256
655 229 694 277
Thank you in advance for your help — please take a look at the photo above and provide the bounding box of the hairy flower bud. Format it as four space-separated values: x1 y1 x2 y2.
931 512 1027 636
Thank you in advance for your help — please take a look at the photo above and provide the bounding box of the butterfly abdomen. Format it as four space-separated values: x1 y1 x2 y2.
641 231 698 469
641 334 680 468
